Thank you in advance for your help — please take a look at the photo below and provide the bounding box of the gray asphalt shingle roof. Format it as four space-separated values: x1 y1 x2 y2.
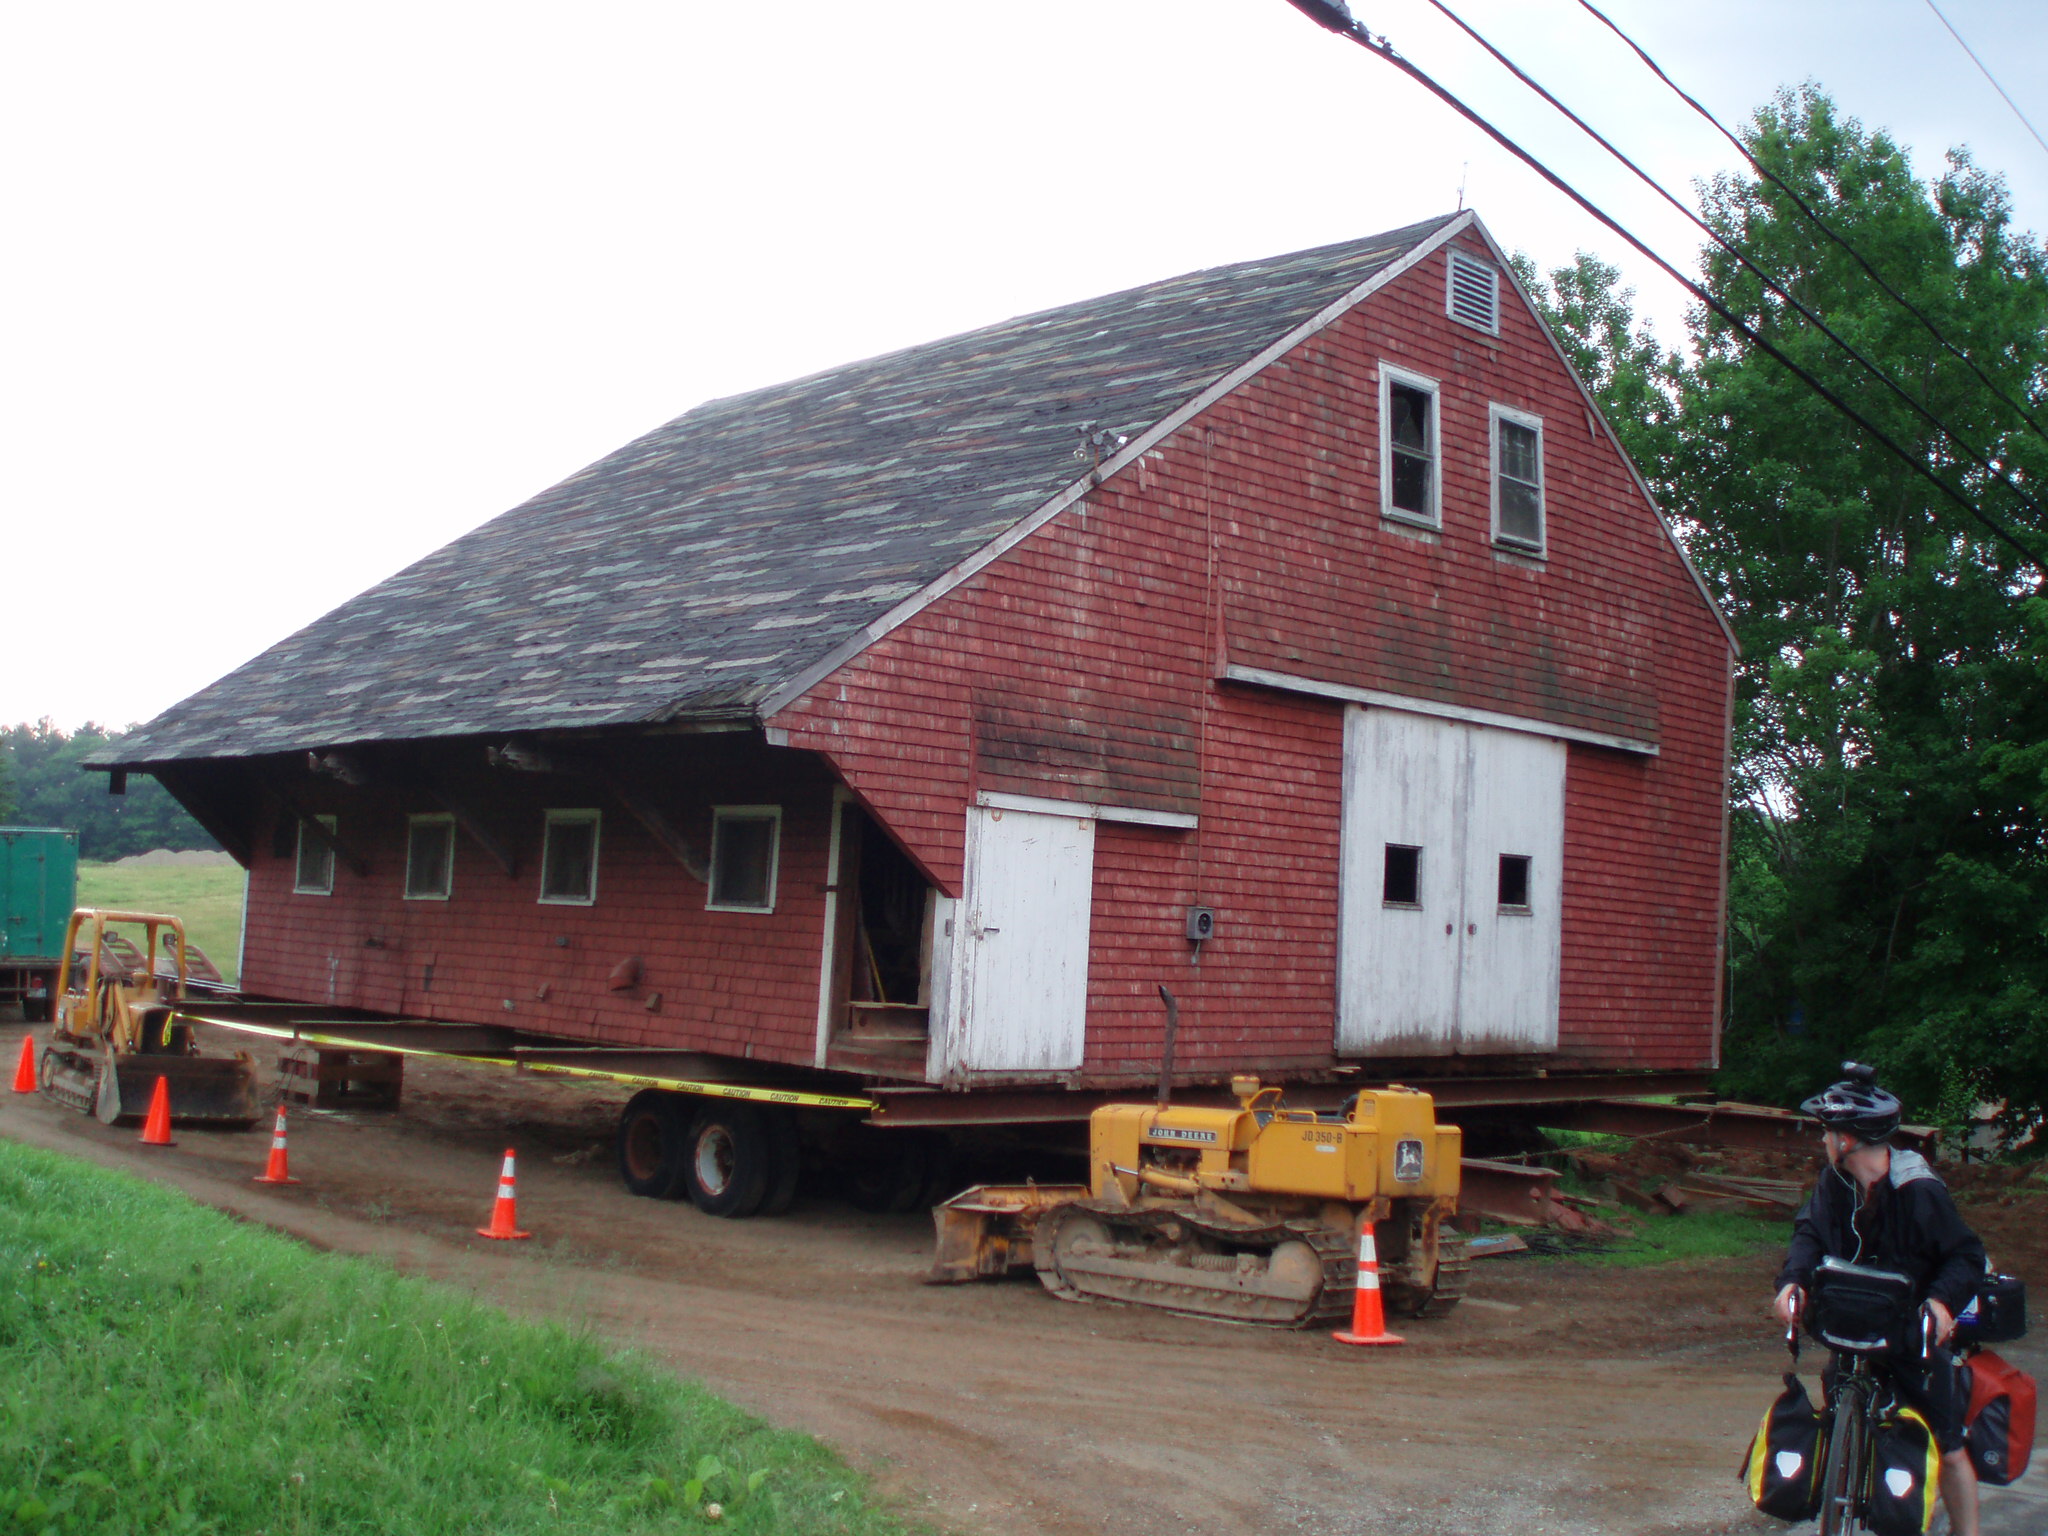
108 215 1458 765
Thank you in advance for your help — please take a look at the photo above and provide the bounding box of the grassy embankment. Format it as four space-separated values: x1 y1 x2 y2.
75 862 246 985
0 1141 908 1535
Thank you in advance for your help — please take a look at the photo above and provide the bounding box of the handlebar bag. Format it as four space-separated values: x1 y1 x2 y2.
1740 1372 1828 1520
1958 1349 2036 1486
1867 1405 1940 1535
1957 1273 2027 1345
1809 1258 1915 1354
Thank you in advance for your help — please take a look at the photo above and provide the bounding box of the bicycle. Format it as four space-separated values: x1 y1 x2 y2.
1790 1256 1939 1536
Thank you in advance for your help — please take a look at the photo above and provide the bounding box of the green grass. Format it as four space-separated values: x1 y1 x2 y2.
1568 1207 1787 1268
75 862 247 984
0 1141 911 1536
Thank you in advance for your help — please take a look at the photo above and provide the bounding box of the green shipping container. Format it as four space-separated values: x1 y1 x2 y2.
1 827 79 964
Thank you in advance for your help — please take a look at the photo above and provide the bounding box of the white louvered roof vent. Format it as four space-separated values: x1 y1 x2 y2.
1447 249 1500 334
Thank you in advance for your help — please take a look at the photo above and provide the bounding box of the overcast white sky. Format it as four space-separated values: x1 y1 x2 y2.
4 0 2044 732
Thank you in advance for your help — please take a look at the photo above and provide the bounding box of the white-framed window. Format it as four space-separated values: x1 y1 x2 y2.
707 805 782 914
293 815 337 896
1379 363 1441 528
1490 403 1546 553
404 814 455 901
1383 844 1422 908
539 810 601 906
1447 248 1501 334
1498 853 1533 912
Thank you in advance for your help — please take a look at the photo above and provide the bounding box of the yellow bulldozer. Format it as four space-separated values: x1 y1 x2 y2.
931 1077 1466 1328
38 908 259 1126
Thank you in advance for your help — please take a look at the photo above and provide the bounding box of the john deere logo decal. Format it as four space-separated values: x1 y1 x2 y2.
1145 1126 1217 1144
1394 1138 1425 1182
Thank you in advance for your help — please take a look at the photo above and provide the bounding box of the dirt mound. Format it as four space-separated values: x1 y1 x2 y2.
110 848 235 867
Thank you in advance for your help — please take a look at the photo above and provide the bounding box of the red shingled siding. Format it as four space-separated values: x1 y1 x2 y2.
238 746 833 1059
774 229 1730 1076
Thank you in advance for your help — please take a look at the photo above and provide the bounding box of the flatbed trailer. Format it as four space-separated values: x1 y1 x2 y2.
151 1000 1854 1230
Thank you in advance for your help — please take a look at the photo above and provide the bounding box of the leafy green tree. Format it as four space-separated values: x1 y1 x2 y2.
1522 87 2048 1139
0 720 218 860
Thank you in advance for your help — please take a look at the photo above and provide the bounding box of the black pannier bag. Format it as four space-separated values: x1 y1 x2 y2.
1808 1257 1915 1354
1956 1271 2027 1346
1865 1406 1940 1536
1956 1348 2036 1486
1741 1372 1828 1520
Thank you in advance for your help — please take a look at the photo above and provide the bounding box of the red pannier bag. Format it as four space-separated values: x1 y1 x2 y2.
1958 1349 2036 1486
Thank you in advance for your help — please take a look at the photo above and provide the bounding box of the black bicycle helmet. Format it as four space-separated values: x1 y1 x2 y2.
1798 1061 1902 1142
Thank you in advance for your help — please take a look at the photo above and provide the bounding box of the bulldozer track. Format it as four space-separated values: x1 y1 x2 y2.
1408 1235 1471 1320
1035 1202 1357 1329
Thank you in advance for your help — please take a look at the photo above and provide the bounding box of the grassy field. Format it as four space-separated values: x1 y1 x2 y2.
0 1140 909 1536
76 862 246 984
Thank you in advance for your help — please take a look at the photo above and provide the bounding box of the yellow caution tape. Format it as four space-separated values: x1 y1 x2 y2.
176 1013 877 1112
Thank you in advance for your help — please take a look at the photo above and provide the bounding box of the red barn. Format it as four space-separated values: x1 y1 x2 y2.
105 211 1733 1191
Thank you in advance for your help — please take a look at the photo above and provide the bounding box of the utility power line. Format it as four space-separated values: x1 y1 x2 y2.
1421 0 2048 546
1922 0 2048 162
1574 0 2048 448
1277 0 2048 576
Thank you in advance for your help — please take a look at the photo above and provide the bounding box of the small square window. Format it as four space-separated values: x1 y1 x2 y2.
1379 365 1441 528
1491 405 1545 552
404 815 455 901
294 816 337 896
708 806 781 913
539 811 600 905
1383 844 1421 906
1498 854 1532 910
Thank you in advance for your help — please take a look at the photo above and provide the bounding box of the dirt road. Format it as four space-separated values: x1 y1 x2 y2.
1 1022 2037 1536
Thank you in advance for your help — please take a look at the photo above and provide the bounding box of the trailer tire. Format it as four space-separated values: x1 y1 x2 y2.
842 1128 945 1214
616 1090 691 1200
684 1103 772 1218
758 1106 802 1216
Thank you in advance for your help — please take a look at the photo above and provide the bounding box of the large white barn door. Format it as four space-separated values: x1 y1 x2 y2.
1338 707 1564 1056
1457 726 1565 1052
1338 710 1465 1054
949 804 1095 1073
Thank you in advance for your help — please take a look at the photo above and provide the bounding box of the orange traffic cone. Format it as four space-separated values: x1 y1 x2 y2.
139 1075 176 1146
476 1148 531 1240
253 1105 299 1185
1332 1221 1405 1347
11 1036 36 1094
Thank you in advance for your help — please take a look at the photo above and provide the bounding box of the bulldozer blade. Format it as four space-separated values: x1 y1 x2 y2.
109 1054 261 1128
927 1184 1089 1283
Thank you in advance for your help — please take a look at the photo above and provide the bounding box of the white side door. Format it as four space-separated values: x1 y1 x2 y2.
1457 728 1565 1052
949 804 1095 1073
1337 707 1465 1055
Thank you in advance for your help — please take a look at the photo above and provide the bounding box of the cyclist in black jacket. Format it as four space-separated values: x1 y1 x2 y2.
1772 1063 1986 1536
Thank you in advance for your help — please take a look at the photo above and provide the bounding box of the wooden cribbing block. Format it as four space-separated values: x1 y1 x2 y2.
278 1044 404 1109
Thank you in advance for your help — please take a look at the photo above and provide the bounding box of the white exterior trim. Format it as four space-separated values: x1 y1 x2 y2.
1488 401 1547 556
402 812 456 901
975 789 1197 830
814 787 852 1067
706 804 783 913
293 814 337 896
1222 664 1659 757
758 213 1482 721
537 808 601 906
1379 360 1443 530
